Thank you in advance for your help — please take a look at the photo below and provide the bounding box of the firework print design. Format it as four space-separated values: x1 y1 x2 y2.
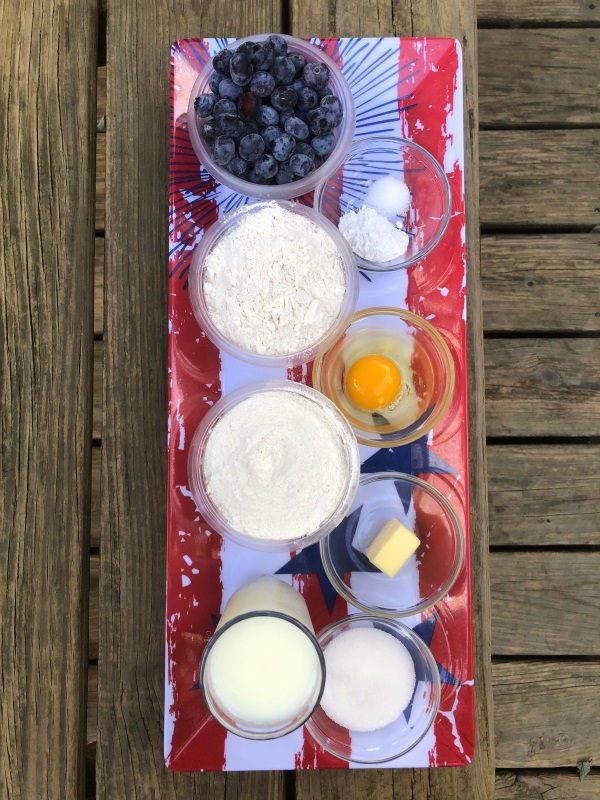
166 37 473 771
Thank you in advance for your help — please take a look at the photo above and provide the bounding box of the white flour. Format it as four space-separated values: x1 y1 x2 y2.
203 391 348 540
203 206 345 356
338 205 409 263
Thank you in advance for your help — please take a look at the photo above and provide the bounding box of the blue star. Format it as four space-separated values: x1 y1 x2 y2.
276 542 340 615
413 612 461 686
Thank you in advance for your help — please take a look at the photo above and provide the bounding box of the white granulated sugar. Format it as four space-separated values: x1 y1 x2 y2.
321 627 416 732
364 175 411 218
203 391 348 540
203 206 345 356
338 206 409 263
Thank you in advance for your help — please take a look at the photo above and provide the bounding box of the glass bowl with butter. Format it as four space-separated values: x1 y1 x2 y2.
320 472 464 616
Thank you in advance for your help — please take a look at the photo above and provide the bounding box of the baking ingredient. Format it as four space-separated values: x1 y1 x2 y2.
364 175 411 218
321 627 416 731
203 389 351 540
338 206 409 262
365 518 420 577
203 205 345 356
345 354 402 412
217 576 315 629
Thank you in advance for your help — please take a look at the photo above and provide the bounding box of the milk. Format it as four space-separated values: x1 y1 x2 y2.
202 576 323 734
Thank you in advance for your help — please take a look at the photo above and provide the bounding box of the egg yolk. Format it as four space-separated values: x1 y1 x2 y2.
345 354 402 412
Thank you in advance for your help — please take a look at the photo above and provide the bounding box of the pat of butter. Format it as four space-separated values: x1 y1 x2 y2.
365 519 420 577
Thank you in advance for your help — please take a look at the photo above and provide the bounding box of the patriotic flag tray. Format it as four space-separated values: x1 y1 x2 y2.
166 36 474 772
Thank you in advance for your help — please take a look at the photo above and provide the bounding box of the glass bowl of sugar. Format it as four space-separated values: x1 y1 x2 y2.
305 615 441 763
189 200 359 368
314 136 451 271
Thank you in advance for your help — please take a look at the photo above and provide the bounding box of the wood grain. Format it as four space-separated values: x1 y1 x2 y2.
96 133 105 232
494 661 600 768
495 770 600 799
485 339 600 437
478 0 600 25
482 234 600 332
488 445 600 546
480 131 600 229
290 1 494 799
491 552 600 655
95 237 104 336
97 4 283 800
479 29 600 127
0 2 98 798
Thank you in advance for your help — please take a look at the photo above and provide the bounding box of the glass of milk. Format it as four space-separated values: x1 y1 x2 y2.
200 576 326 739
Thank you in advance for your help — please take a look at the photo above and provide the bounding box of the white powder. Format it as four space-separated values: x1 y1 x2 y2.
321 627 416 732
203 391 349 540
203 206 345 356
338 206 410 263
364 175 411 218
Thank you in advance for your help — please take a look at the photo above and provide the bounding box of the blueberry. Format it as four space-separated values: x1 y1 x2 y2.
289 52 307 77
278 109 294 126
261 125 282 152
257 104 279 127
320 94 343 125
237 92 261 121
250 71 275 98
295 109 309 122
268 35 287 57
271 86 298 111
194 93 216 117
284 116 309 141
311 132 336 156
236 41 256 58
238 133 266 162
209 71 226 94
269 56 296 86
317 86 333 99
229 52 253 86
218 78 244 101
275 163 295 184
201 118 218 144
294 142 315 163
213 49 233 74
242 119 261 135
307 108 336 135
292 78 306 94
289 153 313 177
227 156 249 178
249 42 274 71
212 136 236 166
216 113 246 138
272 133 296 161
297 86 319 112
251 153 279 182
303 62 330 91
213 98 237 118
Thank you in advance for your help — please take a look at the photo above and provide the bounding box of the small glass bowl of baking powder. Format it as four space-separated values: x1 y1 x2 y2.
187 379 361 553
314 136 451 271
189 200 359 368
305 615 441 763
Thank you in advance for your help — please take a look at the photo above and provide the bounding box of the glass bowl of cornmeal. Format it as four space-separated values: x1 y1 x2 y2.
312 306 455 448
320 472 464 617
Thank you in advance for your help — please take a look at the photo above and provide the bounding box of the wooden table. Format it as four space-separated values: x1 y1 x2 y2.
3 0 599 797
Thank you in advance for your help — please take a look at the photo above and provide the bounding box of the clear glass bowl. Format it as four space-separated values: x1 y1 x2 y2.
187 379 361 552
189 200 359 368
187 34 356 200
312 307 455 448
320 472 465 617
314 136 451 271
305 615 441 763
200 610 326 739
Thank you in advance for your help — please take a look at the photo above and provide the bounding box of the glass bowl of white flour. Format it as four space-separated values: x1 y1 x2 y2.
187 379 360 552
189 200 359 367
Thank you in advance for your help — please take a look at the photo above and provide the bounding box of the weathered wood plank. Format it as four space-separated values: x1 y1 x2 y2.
91 447 101 548
478 0 600 25
479 29 600 128
488 445 600 546
290 1 494 799
89 555 99 660
0 2 97 798
96 132 105 232
93 339 102 439
495 770 600 799
485 339 600 437
480 131 600 229
98 5 283 800
482 235 600 332
88 665 98 747
494 661 600 768
491 552 600 655
95 237 104 336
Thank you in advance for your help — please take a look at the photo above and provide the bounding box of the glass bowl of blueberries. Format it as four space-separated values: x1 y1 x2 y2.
187 34 356 199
